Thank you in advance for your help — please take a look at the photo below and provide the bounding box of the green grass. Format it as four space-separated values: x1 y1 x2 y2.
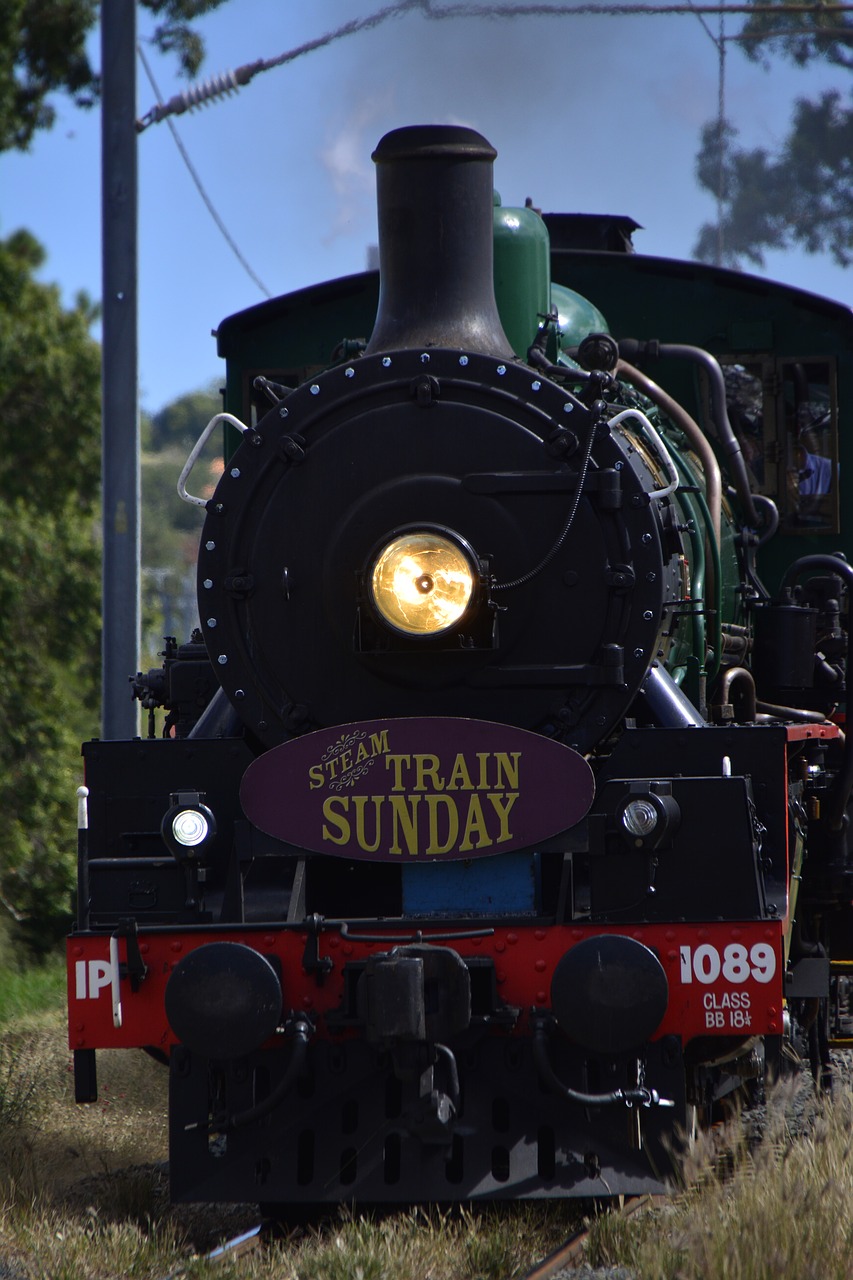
0 952 66 1027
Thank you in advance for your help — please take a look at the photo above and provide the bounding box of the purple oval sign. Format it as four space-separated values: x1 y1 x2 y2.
240 717 594 862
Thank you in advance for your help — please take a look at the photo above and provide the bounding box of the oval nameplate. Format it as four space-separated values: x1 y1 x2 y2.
240 717 594 861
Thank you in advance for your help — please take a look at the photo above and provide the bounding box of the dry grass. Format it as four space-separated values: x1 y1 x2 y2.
0 1006 575 1278
587 1075 853 1279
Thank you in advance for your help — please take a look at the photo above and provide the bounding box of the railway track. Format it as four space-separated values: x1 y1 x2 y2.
166 1191 661 1277
520 1195 660 1280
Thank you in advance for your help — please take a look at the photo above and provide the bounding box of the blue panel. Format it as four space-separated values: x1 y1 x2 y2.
402 853 537 917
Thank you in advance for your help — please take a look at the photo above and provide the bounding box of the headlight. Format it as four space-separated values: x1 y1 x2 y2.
369 530 476 636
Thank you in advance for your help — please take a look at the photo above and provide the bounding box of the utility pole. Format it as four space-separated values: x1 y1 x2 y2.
101 0 141 739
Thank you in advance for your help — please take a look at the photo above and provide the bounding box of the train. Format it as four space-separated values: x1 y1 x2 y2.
68 124 853 1206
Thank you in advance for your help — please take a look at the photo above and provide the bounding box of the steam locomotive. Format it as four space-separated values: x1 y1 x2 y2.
68 125 853 1205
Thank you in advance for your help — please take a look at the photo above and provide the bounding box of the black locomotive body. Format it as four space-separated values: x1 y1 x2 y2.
69 125 853 1206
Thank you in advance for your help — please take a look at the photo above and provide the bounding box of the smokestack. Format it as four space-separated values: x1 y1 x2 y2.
364 125 514 358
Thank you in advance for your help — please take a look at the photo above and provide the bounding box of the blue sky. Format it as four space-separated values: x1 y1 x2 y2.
3 1 850 415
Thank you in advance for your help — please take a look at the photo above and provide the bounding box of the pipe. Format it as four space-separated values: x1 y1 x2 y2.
719 666 757 722
779 554 853 831
616 358 722 552
618 341 760 530
637 663 706 728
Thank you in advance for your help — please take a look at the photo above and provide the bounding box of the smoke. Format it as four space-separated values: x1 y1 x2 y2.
320 93 397 244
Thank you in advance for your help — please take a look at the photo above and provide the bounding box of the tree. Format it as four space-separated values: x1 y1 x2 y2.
692 2 853 268
0 230 101 953
1 0 231 152
141 383 221 659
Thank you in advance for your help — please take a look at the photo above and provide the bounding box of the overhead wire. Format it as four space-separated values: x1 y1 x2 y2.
136 40 272 298
136 1 853 130
135 0 852 290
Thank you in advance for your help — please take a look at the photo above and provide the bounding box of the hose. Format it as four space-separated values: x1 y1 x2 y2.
532 1020 673 1109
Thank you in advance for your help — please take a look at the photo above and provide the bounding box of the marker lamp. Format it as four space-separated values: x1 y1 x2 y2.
621 798 660 839
171 808 211 847
161 792 217 860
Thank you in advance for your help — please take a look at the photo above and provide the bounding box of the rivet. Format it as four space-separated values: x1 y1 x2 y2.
382 357 392 368
531 380 541 391
507 932 519 945
207 618 217 628
534 929 546 941
642 532 652 544
420 352 430 363
171 941 183 953
563 402 574 413
643 610 654 621
614 461 623 470
495 940 506 953
459 355 469 366
203 578 213 589
310 384 320 395
235 689 245 699
647 571 657 582
230 467 240 479
279 406 289 418
496 365 506 376
633 647 644 658
345 367 355 378
534 959 547 972
218 654 228 665
536 990 547 1004
205 540 216 551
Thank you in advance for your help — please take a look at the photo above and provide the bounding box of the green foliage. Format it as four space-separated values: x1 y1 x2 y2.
694 95 853 268
738 0 853 72
141 383 221 659
2 0 231 152
0 230 101 954
693 3 853 268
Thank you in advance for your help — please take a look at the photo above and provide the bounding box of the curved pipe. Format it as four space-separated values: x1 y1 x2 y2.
616 358 722 552
719 667 757 723
779 554 853 831
619 341 760 529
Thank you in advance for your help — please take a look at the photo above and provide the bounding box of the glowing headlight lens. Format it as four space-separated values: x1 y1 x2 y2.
621 798 659 839
370 531 475 636
171 808 210 847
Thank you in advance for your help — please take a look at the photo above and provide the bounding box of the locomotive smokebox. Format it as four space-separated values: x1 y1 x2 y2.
365 125 515 357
